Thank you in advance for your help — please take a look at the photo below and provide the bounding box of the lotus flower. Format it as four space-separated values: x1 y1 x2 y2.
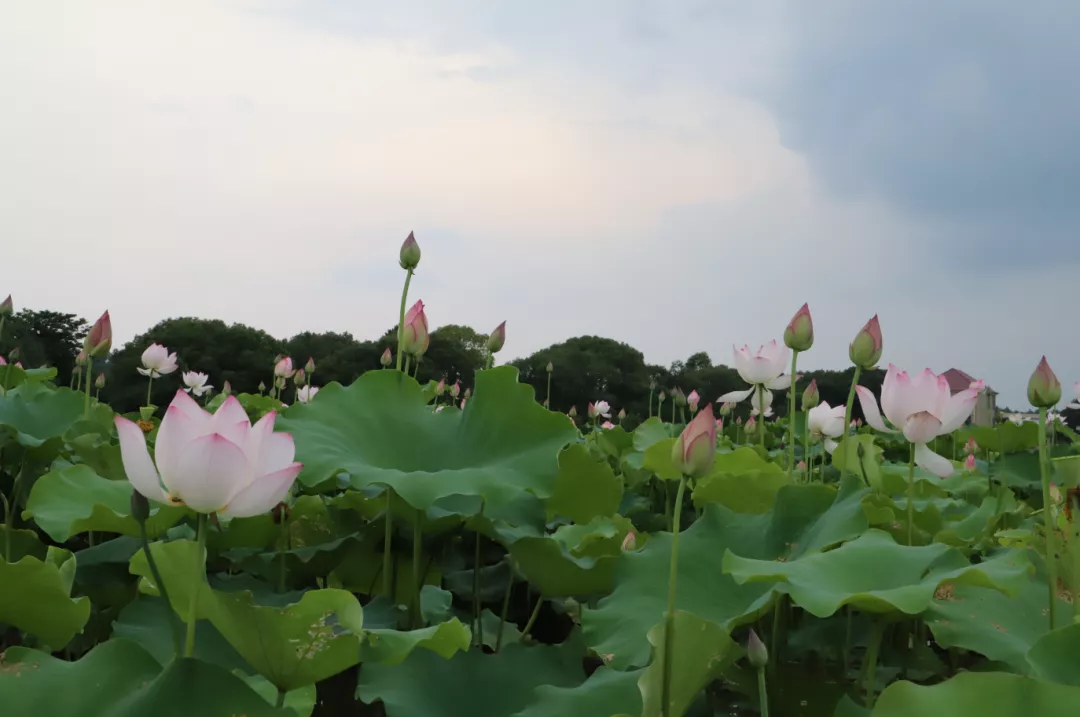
401 300 430 357
964 453 977 472
965 437 978 454
115 390 302 517
182 371 213 397
589 401 611 419
84 311 112 357
601 421 615 430
670 403 717 478
856 365 984 478
297 386 320 403
0 295 11 316
849 315 883 369
687 390 700 412
783 303 814 352
380 348 393 367
450 381 461 398
1028 356 1061 408
807 402 846 453
399 230 421 270
274 357 296 379
621 530 637 551
718 341 792 414
138 344 179 378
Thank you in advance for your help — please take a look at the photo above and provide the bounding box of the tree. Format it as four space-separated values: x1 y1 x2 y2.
284 331 383 388
0 309 89 383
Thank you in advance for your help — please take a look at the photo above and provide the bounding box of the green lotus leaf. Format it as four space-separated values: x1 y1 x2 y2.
959 422 1040 454
505 515 631 597
691 447 790 514
512 666 644 717
643 437 680 480
279 367 578 510
872 671 1080 716
0 547 90 648
548 443 623 523
724 530 1029 618
0 383 85 449
1026 622 1080 686
361 618 473 665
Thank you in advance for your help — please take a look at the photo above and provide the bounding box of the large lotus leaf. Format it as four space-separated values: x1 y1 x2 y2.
0 383 85 449
0 364 57 391
831 435 884 488
597 425 634 461
505 516 631 597
24 464 186 542
643 437 681 480
935 493 1019 547
872 671 1080 716
638 611 741 717
549 444 623 523
996 451 1050 494
1027 622 1080 686
512 666 643 717
0 547 90 648
279 367 578 510
110 596 250 672
131 539 364 691
691 447 790 513
355 643 584 717
0 639 288 716
583 477 868 669
959 422 1040 454
724 529 1029 618
633 417 672 452
361 618 473 665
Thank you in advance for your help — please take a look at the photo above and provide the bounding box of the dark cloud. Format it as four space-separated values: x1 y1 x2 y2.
763 1 1080 261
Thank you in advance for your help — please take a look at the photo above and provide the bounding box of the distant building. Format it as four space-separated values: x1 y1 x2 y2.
942 368 997 426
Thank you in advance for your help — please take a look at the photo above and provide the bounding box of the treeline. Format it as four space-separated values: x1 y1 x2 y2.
0 309 885 424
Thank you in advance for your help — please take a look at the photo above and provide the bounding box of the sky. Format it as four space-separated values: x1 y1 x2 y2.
2 0 1077 408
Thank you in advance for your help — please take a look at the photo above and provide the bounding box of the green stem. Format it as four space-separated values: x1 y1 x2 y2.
412 509 423 629
907 443 916 546
139 518 182 658
841 366 863 481
671 399 676 433
770 595 782 669
788 351 799 477
664 479 672 531
756 667 770 717
863 619 885 708
184 513 208 658
403 355 411 376
383 488 394 598
1039 406 1057 630
802 428 810 483
395 269 414 371
521 595 543 640
275 688 286 708
496 562 513 652
276 505 289 593
83 360 93 419
843 606 852 670
1 493 11 562
757 384 766 450
146 375 154 408
660 475 688 717
546 373 552 409
473 523 483 647
648 387 654 418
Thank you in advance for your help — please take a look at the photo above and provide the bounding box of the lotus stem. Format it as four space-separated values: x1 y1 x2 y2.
661 474 688 717
802 429 811 483
139 517 182 658
412 509 423 629
648 386 654 418
184 513 208 658
907 443 916 545
275 688 286 708
276 503 289 593
788 350 799 477
756 666 770 717
1 493 11 562
383 488 394 598
146 375 154 408
403 355 411 376
863 618 885 707
473 518 484 648
395 269 414 371
521 595 543 640
83 360 93 419
546 372 552 410
1039 406 1057 630
757 384 766 450
841 366 863 482
496 561 513 652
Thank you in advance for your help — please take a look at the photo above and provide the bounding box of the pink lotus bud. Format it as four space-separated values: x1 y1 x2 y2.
687 390 700 412
658 391 666 403
719 401 734 416
588 402 598 419
670 404 717 478
857 419 863 427
849 315 883 369
784 303 814 352
797 460 807 471
0 295 11 316
84 311 112 357
802 379 820 410
850 420 858 429
294 368 307 386
450 381 461 398
380 348 393 367
460 398 467 409
14 362 22 369
965 437 978 454
94 372 106 389
274 356 296 378
401 300 430 357
568 405 577 417
601 421 615 430
464 387 472 399
673 387 687 407
0 356 5 365
8 347 19 360
399 230 421 270
737 416 743 425
1028 356 1062 407
964 453 977 471
745 416 755 429
617 407 626 421
436 378 446 396
747 629 769 668
76 350 88 367
222 380 232 396
305 356 315 374
715 418 724 432
487 321 506 354
621 530 637 551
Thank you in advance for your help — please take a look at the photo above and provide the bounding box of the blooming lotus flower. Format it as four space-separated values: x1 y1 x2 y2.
718 341 793 414
670 404 717 478
807 402 846 453
687 390 700 412
487 321 506 353
964 453 977 472
297 386 320 403
856 364 984 478
84 311 112 357
965 437 978 454
401 300 429 356
138 344 179 378
275 357 296 379
601 421 615 430
115 390 302 517
589 401 611 419
621 530 637 551
182 371 213 397
784 303 814 352
380 348 393 367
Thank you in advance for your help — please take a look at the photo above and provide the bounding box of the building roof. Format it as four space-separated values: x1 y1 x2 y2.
942 368 994 394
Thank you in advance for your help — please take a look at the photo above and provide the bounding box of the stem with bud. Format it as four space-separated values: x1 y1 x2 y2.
1039 406 1057 630
787 351 799 477
660 474 688 717
396 269 414 372
841 366 863 482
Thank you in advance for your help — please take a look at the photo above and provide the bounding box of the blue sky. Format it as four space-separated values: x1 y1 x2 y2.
1 1 1076 407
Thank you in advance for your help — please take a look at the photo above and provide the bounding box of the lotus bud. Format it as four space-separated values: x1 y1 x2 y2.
276 376 286 390
0 356 5 365
617 407 626 421
797 460 807 471
258 381 266 394
649 378 657 391
857 419 863 427
687 390 700 413
436 378 446 396
745 416 756 432
673 387 687 408
747 629 769 668
0 295 12 316
487 321 506 354
715 418 724 432
8 347 19 361
546 361 553 373
130 490 150 522
850 420 857 430
450 381 461 398
401 300 429 357
964 437 978 454
737 416 743 425
294 368 307 387
621 530 637 551
399 231 421 270
1028 356 1062 407
719 401 733 416
802 379 820 410
964 453 977 472
95 372 106 389
305 356 315 374
274 356 296 378
543 398 549 408
658 391 666 404
76 350 88 367
848 315 883 369
84 310 112 357
222 380 232 396
784 303 814 352
588 402 598 419
464 387 472 399
670 404 717 478
460 398 467 409
380 348 393 367
568 405 577 417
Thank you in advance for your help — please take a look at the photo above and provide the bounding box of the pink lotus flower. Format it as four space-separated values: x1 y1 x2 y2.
670 404 717 477
965 437 978 454
797 460 807 471
297 386 320 403
274 357 296 379
115 390 302 517
856 365 984 478
621 530 637 551
964 453 977 472
718 341 792 414
84 311 112 357
687 390 700 412
182 371 213 397
137 344 179 378
601 421 615 430
808 402 846 453
401 300 430 356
